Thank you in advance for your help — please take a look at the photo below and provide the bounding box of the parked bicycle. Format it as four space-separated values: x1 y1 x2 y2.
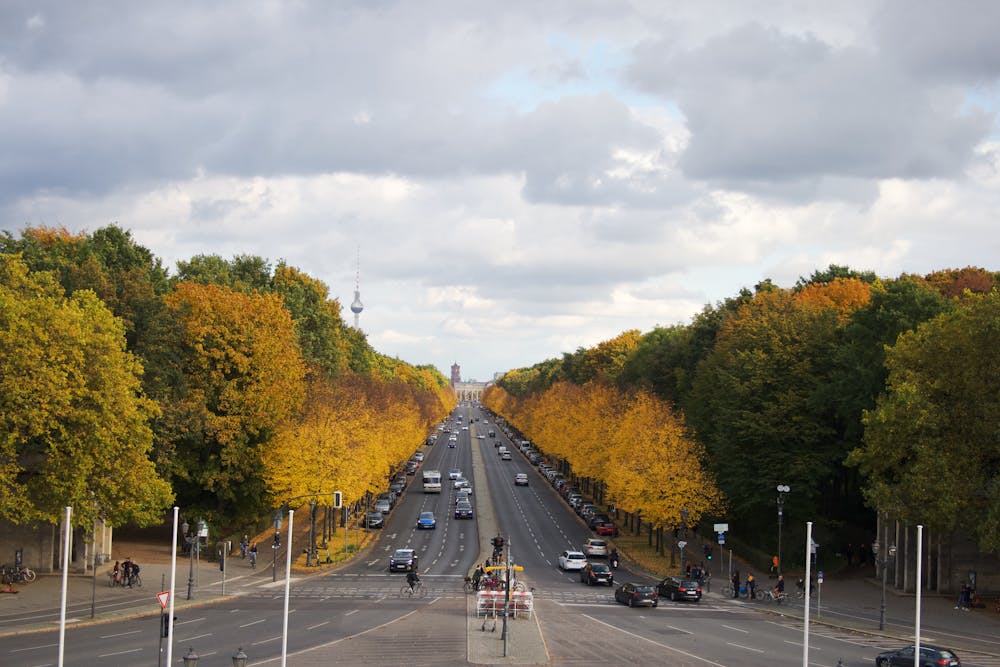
1 565 36 585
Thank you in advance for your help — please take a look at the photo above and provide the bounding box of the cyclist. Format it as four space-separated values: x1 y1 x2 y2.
472 564 484 590
609 548 620 569
406 569 421 594
240 534 249 559
129 561 141 587
249 543 258 569
773 574 785 599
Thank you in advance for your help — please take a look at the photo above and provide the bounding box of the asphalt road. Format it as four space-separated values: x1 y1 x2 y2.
3 403 1000 666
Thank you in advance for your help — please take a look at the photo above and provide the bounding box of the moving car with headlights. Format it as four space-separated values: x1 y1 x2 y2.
453 477 472 491
558 550 587 571
455 501 474 519
614 582 658 607
455 489 471 505
389 548 418 572
580 562 614 586
583 538 609 557
514 473 528 486
874 644 960 666
657 576 702 602
416 511 436 529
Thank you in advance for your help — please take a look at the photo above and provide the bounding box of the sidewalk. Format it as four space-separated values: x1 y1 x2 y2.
707 569 1000 658
0 555 247 636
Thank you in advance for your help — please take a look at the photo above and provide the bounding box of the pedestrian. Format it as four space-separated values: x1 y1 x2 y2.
845 543 854 567
240 534 249 559
859 542 869 566
770 554 779 577
956 583 970 610
731 569 740 599
747 572 757 600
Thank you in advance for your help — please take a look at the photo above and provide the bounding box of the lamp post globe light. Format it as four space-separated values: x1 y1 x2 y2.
232 646 248 667
182 647 199 667
181 521 196 600
776 485 790 576
872 540 896 631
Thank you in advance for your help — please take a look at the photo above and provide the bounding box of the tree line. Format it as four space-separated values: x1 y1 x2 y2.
0 225 455 533
485 266 1000 559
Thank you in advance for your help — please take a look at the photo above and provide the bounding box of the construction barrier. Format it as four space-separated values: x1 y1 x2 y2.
475 590 533 618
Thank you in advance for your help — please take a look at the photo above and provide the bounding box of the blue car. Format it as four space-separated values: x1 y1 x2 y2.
416 511 436 529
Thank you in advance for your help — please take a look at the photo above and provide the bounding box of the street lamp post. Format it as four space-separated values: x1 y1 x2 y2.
306 499 317 567
872 540 896 631
679 508 689 573
181 521 196 600
776 485 790 576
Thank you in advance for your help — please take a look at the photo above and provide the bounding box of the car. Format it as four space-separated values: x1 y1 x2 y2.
488 430 496 437
558 550 588 571
389 481 405 495
874 645 961 666
497 446 508 456
461 426 468 430
454 477 472 492
455 490 471 504
361 512 384 529
405 462 418 475
389 548 418 572
583 538 609 558
448 441 456 448
500 451 512 460
477 434 486 439
455 501 474 519
594 521 619 537
588 513 610 528
448 468 462 480
373 498 392 514
657 576 702 602
416 511 436 529
413 451 424 461
615 582 658 607
514 473 528 486
580 562 614 586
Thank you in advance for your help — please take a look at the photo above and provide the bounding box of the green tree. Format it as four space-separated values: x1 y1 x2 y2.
850 290 1000 551
0 255 172 527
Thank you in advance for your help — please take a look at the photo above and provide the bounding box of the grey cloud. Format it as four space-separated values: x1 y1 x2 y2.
627 22 993 192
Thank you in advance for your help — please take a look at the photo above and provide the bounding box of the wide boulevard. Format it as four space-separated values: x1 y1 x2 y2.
2 405 999 666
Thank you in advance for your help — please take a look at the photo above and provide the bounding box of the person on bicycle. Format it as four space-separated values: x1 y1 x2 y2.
610 548 620 569
122 558 133 586
472 564 484 590
129 561 141 587
406 569 421 593
774 574 785 598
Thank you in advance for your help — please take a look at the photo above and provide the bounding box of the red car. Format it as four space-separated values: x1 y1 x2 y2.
595 521 619 537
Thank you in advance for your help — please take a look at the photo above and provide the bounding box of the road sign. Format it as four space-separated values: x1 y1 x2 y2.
817 571 824 584
717 532 726 544
677 540 687 549
157 591 170 609
713 523 729 533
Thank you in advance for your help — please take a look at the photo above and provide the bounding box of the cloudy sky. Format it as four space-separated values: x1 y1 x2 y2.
3 1 999 380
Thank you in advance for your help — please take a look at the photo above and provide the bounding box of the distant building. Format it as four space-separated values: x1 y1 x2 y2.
450 362 461 386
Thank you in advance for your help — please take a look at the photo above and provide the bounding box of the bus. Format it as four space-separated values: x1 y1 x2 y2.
422 470 442 493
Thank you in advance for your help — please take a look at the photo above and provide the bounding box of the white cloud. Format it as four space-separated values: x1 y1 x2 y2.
1 1 998 380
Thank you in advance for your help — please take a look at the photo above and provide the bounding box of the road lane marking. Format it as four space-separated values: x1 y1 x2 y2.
722 624 748 633
99 629 142 638
726 642 764 652
582 614 726 666
307 621 330 630
99 648 143 657
239 619 266 628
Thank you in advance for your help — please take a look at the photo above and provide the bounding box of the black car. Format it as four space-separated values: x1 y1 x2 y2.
580 562 614 586
875 645 960 666
389 548 418 572
361 512 384 529
657 576 702 602
614 582 658 607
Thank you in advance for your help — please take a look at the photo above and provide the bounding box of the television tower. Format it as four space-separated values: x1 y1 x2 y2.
350 246 363 329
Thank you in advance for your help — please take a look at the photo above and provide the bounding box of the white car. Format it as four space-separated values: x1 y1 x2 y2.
500 451 512 460
454 477 472 492
477 434 486 439
583 538 608 558
558 550 588 571
448 468 462 480
413 452 424 461
514 473 528 486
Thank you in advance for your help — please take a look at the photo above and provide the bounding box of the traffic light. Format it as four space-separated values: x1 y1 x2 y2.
161 614 175 638
333 491 342 509
704 544 713 560
273 533 281 548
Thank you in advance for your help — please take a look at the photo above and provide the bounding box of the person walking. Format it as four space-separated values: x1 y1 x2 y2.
956 583 971 611
770 554 779 577
240 534 249 559
746 572 757 600
731 569 740 599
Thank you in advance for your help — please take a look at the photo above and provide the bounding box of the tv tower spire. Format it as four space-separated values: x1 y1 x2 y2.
350 246 364 329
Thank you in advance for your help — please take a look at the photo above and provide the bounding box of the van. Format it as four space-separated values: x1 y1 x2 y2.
497 446 508 457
